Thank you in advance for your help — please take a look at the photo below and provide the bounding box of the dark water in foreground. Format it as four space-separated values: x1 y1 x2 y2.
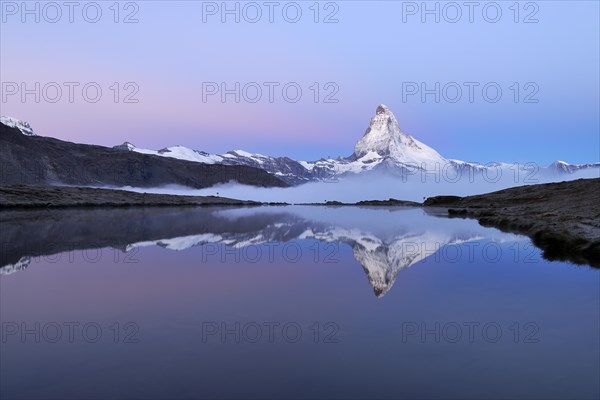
1 206 598 399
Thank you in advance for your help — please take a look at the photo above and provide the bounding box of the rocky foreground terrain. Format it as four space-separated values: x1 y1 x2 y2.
0 185 259 208
424 178 600 267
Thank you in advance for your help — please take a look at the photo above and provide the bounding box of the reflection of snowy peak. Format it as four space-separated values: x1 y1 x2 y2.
0 257 31 275
301 225 480 297
124 218 480 297
352 232 481 297
126 234 224 252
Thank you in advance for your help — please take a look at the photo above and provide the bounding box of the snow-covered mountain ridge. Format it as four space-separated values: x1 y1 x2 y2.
3 106 598 185
112 105 599 184
0 116 35 136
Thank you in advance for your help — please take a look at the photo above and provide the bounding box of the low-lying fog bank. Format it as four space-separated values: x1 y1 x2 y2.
109 168 599 204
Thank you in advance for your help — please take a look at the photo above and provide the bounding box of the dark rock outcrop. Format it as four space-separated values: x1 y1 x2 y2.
424 178 600 267
0 185 258 208
0 123 287 188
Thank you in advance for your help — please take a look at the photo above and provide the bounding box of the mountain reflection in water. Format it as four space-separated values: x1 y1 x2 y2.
1 205 528 296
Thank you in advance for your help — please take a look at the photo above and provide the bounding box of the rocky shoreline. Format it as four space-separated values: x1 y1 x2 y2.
1 179 598 268
0 185 259 208
424 178 600 268
300 199 421 207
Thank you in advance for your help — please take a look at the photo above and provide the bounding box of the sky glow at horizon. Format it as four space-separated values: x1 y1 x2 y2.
1 1 598 165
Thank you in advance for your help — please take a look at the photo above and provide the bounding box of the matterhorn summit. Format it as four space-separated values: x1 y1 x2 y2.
354 104 404 157
105 103 598 184
353 104 447 167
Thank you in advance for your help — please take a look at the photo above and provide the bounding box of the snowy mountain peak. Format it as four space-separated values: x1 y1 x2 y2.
107 104 598 185
353 105 447 167
354 104 404 157
114 142 137 151
376 104 391 114
0 116 35 136
548 160 600 174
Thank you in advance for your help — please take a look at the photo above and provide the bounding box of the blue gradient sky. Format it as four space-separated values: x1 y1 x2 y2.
1 1 598 164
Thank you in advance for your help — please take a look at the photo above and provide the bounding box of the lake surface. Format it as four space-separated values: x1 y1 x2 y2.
1 206 598 399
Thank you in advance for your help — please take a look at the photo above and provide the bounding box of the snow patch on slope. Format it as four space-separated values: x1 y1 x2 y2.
1 116 35 136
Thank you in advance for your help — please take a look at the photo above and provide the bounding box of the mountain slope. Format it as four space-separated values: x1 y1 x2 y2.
4 106 598 187
115 104 477 184
548 160 600 174
114 104 598 185
0 116 35 136
0 122 287 188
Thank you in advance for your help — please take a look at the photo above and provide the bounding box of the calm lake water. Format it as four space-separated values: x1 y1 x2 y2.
1 206 599 399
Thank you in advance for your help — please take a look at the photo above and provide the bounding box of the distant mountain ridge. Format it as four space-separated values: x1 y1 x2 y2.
2 105 599 186
0 122 287 188
0 116 35 136
111 104 600 184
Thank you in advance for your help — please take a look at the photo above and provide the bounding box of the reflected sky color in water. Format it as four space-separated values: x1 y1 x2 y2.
1 206 599 399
